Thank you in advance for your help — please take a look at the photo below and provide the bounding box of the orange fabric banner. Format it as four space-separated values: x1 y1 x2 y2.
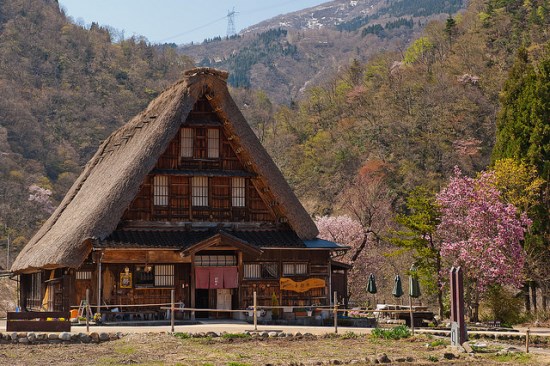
279 278 326 293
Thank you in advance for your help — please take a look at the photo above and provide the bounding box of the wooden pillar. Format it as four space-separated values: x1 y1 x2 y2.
238 252 243 309
190 254 196 320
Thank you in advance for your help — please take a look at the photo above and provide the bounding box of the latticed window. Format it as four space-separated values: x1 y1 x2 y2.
244 263 278 279
76 271 92 280
192 176 208 206
153 175 169 206
207 128 220 158
283 263 308 276
180 128 193 158
195 255 237 267
232 177 246 207
154 265 174 287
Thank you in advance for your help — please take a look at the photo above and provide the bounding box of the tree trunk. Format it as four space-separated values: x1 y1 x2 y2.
437 289 444 318
531 281 538 314
522 282 531 313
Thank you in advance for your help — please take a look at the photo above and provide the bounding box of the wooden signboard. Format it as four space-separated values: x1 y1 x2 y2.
280 278 326 293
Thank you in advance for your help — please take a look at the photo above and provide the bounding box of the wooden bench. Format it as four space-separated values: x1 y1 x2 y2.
7 311 71 332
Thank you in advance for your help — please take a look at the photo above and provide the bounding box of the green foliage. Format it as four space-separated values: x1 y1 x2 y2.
221 333 251 340
480 285 524 325
173 332 192 339
371 325 411 340
341 331 358 339
490 353 532 364
427 339 448 347
426 355 439 362
403 37 434 64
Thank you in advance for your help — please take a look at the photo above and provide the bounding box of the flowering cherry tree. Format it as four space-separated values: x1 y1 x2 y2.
436 167 531 320
28 184 55 214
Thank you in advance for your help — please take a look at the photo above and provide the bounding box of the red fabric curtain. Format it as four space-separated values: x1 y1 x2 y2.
195 267 210 289
209 267 225 289
223 267 238 288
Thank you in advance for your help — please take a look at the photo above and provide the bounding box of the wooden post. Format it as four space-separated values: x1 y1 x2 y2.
526 328 530 353
86 288 90 333
409 295 415 335
171 289 175 333
253 291 257 331
97 259 102 314
333 291 338 334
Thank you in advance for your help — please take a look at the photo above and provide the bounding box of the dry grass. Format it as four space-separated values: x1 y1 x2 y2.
0 277 17 318
0 332 548 365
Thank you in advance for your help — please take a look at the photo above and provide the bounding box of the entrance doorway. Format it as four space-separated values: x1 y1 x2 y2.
196 289 209 318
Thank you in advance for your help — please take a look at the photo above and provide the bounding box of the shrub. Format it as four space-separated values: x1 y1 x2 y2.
480 285 524 325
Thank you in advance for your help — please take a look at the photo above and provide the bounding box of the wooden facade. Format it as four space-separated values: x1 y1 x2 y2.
16 69 346 320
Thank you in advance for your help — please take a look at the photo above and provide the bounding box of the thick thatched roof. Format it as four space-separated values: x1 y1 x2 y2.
11 68 318 274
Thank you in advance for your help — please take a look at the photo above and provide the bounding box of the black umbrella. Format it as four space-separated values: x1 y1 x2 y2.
366 273 377 309
392 274 404 298
366 273 377 294
409 267 421 298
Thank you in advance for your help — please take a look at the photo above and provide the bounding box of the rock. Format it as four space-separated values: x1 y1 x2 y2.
405 356 414 362
17 332 27 338
268 332 278 338
443 352 457 360
394 358 406 362
99 332 110 342
27 333 36 342
36 333 47 341
260 331 269 338
10 332 18 341
462 342 474 353
350 360 361 364
109 333 118 340
376 353 391 363
71 333 80 341
206 331 219 338
278 332 286 337
80 334 92 343
18 337 29 344
116 332 124 339
89 332 100 343
331 360 342 365
47 333 58 340
303 332 314 338
294 332 302 337
59 332 72 341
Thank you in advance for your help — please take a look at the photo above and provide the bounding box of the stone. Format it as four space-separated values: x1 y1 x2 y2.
278 332 286 337
36 333 47 341
443 353 457 360
294 332 302 337
59 332 72 341
99 332 110 342
394 358 406 362
206 331 219 338
331 360 342 365
350 360 361 364
10 332 18 341
90 332 100 343
27 333 36 342
405 357 414 362
17 332 27 338
462 342 474 353
376 353 391 364
18 337 29 344
80 334 92 343
260 331 269 338
268 332 278 338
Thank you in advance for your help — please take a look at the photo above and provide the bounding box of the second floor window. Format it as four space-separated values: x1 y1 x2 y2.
192 176 208 206
153 175 169 206
207 129 220 158
232 177 246 207
180 128 193 158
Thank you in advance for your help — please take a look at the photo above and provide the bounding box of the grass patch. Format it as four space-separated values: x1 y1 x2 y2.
173 332 192 339
427 338 448 347
222 333 251 340
371 325 411 340
426 355 439 362
227 362 251 366
341 331 358 339
490 352 532 363
114 345 137 355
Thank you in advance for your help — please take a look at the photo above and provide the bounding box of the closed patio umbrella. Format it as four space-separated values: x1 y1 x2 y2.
392 274 403 298
366 273 377 308
409 268 421 298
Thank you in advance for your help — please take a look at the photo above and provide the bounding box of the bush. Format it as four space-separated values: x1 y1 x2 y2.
371 325 411 340
480 285 524 325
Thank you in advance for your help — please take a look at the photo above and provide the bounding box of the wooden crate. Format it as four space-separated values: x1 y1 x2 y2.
7 311 71 332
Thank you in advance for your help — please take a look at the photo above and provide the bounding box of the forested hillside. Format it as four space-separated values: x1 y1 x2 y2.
0 0 548 317
0 0 193 264
180 0 467 104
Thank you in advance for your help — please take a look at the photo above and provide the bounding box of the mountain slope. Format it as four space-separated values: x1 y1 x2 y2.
179 0 467 104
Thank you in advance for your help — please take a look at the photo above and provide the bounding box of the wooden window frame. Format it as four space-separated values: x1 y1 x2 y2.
153 175 169 207
231 177 246 207
282 263 308 276
191 176 208 207
207 128 220 158
180 127 193 158
243 262 278 279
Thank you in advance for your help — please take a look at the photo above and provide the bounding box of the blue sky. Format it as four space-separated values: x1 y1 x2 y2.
58 1 328 45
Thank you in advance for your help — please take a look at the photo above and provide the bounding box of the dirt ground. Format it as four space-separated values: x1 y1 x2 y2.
0 332 549 366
